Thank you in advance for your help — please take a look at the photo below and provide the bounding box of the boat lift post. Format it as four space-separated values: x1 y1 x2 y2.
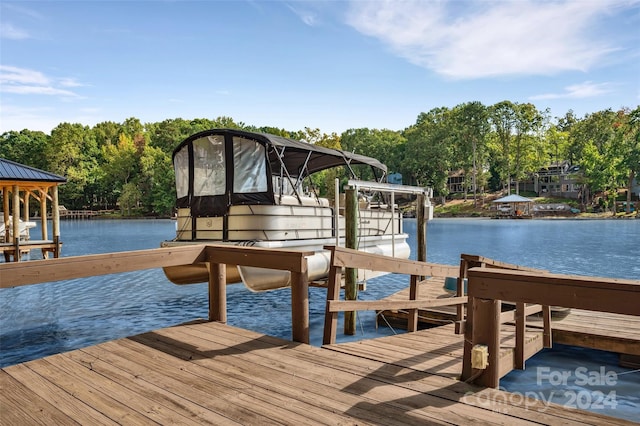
343 180 432 336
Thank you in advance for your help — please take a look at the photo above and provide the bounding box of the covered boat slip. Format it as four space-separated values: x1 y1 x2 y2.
0 158 66 262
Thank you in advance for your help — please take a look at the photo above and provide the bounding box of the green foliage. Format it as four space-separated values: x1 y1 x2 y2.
0 130 50 170
2 104 639 218
403 107 453 197
119 182 142 216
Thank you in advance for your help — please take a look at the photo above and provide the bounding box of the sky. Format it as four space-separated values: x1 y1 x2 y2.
1 0 639 136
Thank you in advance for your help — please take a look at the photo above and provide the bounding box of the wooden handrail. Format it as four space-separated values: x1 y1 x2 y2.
0 245 208 288
0 244 312 344
455 254 550 334
462 267 640 388
322 245 465 345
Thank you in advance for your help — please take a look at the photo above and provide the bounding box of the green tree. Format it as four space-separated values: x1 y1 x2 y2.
511 104 547 194
616 107 640 213
140 145 175 216
403 108 453 203
0 130 50 170
450 102 489 205
488 101 517 193
100 133 139 208
488 101 545 194
119 182 141 216
571 109 627 213
340 128 406 180
46 123 98 208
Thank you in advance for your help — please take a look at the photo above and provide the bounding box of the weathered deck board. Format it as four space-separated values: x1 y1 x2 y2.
1 321 635 425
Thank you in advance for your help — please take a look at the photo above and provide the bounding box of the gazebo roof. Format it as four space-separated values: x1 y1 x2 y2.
0 158 66 184
493 194 533 203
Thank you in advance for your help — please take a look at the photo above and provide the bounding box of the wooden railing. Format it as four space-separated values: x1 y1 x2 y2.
461 267 640 388
0 244 312 343
322 245 464 345
454 254 548 334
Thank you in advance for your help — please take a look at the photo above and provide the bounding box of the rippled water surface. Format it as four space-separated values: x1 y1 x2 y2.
1 218 638 420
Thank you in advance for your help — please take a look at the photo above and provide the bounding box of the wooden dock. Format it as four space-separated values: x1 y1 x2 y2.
2 244 638 424
380 277 640 358
2 320 635 425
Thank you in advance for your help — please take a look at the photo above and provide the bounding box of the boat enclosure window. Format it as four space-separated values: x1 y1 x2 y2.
172 129 387 217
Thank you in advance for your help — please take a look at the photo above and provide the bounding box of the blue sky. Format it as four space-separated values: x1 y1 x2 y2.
1 0 639 135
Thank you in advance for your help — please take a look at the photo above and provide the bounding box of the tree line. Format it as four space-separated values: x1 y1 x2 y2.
1 101 638 216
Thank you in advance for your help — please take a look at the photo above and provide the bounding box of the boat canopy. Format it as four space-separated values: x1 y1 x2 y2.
172 129 387 216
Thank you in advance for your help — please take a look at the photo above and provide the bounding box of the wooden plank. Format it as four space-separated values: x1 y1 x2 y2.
89 339 313 425
460 253 546 272
0 370 79 425
469 267 640 295
328 297 468 312
179 322 636 425
2 364 118 425
173 324 531 426
2 319 634 426
63 349 252 425
0 245 208 288
50 353 204 425
24 357 155 424
119 331 439 425
324 245 459 277
204 245 312 272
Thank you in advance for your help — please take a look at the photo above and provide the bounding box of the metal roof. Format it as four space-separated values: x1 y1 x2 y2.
492 194 533 203
0 158 67 183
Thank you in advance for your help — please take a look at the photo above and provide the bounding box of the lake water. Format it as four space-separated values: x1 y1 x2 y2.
1 218 638 420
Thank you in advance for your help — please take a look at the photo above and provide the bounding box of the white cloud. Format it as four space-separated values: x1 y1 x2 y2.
530 81 614 100
0 65 48 85
346 0 632 79
59 78 86 88
287 3 319 26
2 85 79 97
0 22 30 39
0 65 82 98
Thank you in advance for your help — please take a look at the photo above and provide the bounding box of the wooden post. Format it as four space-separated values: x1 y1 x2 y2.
344 186 358 335
52 186 60 240
461 294 475 380
40 190 48 258
416 194 426 264
208 262 227 322
408 275 419 332
515 302 525 369
23 191 30 227
2 187 9 242
323 260 343 345
12 185 20 244
542 305 552 348
455 258 469 334
473 297 501 388
291 269 309 344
